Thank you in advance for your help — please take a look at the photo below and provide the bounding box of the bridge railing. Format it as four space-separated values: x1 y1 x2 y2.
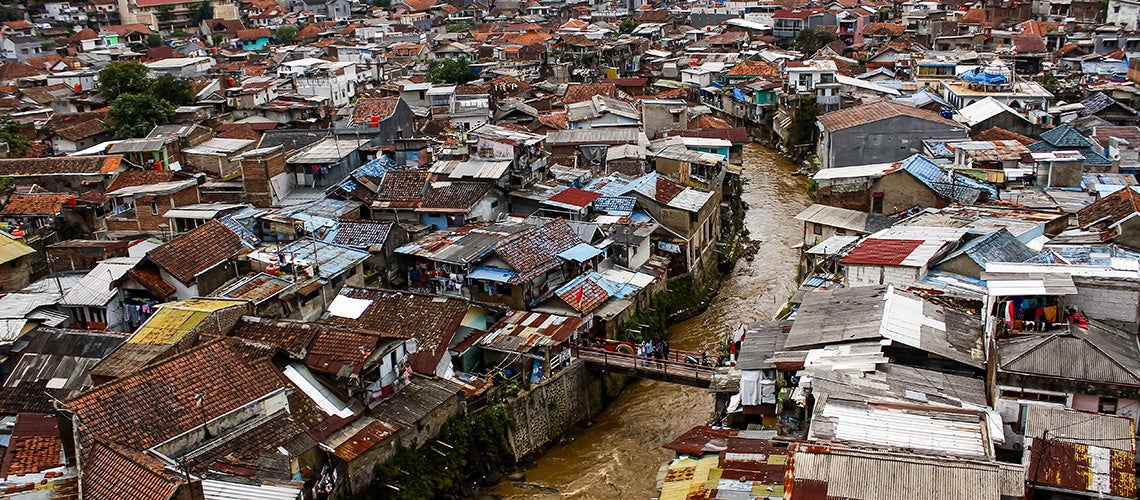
572 345 715 386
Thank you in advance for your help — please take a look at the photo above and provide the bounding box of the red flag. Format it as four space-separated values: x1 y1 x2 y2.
575 285 584 308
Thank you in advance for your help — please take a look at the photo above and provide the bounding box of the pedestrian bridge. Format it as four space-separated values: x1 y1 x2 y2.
573 345 716 388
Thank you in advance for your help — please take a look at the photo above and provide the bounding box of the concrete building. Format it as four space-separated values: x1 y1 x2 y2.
816 101 970 169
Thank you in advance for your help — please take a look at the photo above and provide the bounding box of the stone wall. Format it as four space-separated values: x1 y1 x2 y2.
504 360 602 460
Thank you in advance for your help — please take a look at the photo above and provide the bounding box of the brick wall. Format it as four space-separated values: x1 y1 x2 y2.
241 149 287 208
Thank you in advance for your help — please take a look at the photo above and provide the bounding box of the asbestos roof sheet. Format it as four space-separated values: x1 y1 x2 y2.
999 320 1140 386
201 480 303 500
557 242 603 262
806 235 860 255
429 158 511 180
794 204 874 233
286 138 370 164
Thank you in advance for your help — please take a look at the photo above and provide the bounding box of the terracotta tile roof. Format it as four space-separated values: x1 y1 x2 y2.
861 22 906 36
180 411 305 478
0 380 61 415
102 23 153 36
1011 33 1047 53
327 288 469 376
725 60 779 77
563 83 616 105
959 8 985 24
237 28 272 41
147 219 248 284
1076 187 1140 227
217 123 262 141
64 339 290 451
80 441 182 500
688 114 731 130
229 318 319 358
0 62 44 81
530 111 568 131
557 275 608 314
297 24 322 40
68 28 97 42
0 156 120 177
0 413 62 478
0 193 73 216
972 126 1036 146
2 20 34 30
494 218 581 282
125 264 176 298
420 181 493 212
107 169 177 192
305 326 384 377
839 238 924 265
54 117 106 142
398 0 437 11
330 219 393 248
817 101 966 132
374 171 429 209
351 97 400 123
332 419 399 461
545 187 602 209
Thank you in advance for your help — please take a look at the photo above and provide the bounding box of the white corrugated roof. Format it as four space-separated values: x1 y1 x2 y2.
59 257 140 307
813 162 897 181
201 479 302 500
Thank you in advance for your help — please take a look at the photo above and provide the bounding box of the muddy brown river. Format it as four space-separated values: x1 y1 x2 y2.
488 143 811 499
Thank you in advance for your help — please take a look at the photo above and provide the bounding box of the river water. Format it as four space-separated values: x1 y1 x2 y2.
488 143 811 499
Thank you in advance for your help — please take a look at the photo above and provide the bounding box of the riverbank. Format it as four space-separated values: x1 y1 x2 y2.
487 143 812 499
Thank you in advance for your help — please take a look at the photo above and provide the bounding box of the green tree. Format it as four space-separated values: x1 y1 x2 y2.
619 17 640 34
1036 71 1059 91
0 5 22 22
274 25 298 44
792 28 837 56
426 57 473 84
788 95 819 160
150 74 195 106
0 116 30 158
98 61 151 98
146 33 163 48
189 1 213 24
372 0 391 7
156 4 174 22
211 32 225 46
106 93 175 139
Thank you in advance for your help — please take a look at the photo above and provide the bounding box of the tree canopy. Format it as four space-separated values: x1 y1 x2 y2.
0 116 30 158
275 25 298 44
98 61 151 99
106 93 176 139
150 74 195 106
792 28 837 56
426 58 474 85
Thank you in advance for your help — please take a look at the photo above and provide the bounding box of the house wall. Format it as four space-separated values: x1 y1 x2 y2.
820 115 969 169
241 148 289 207
0 256 32 291
1066 275 1140 332
504 360 600 460
845 263 922 287
1116 215 1140 251
934 253 984 278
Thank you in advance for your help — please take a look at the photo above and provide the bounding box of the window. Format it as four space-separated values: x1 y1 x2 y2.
836 228 846 235
1100 397 1118 414
999 388 1067 404
671 113 680 123
872 193 884 214
150 202 159 215
813 223 823 235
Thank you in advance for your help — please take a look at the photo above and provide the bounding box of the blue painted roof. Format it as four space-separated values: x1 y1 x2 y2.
901 154 999 203
469 266 518 283
557 242 603 262
1038 125 1095 148
938 228 1035 267
592 196 637 215
555 271 638 300
923 140 955 159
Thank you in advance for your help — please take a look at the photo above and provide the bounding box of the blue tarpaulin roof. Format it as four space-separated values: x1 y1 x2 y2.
557 243 603 262
469 266 518 283
960 68 1007 84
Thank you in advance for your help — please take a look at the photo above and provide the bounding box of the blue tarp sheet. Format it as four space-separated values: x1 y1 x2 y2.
960 68 1007 84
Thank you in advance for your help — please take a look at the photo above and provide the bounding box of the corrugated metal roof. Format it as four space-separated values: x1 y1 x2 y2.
556 242 602 262
794 204 872 232
1024 406 1134 452
981 271 1077 296
808 399 990 458
201 479 303 500
787 444 1022 500
480 310 585 352
0 232 35 265
468 266 517 283
59 256 140 307
1027 439 1136 498
999 320 1140 386
128 299 247 345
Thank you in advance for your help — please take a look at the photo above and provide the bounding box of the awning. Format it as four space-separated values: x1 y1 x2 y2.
468 266 517 283
982 272 1078 296
557 243 603 262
